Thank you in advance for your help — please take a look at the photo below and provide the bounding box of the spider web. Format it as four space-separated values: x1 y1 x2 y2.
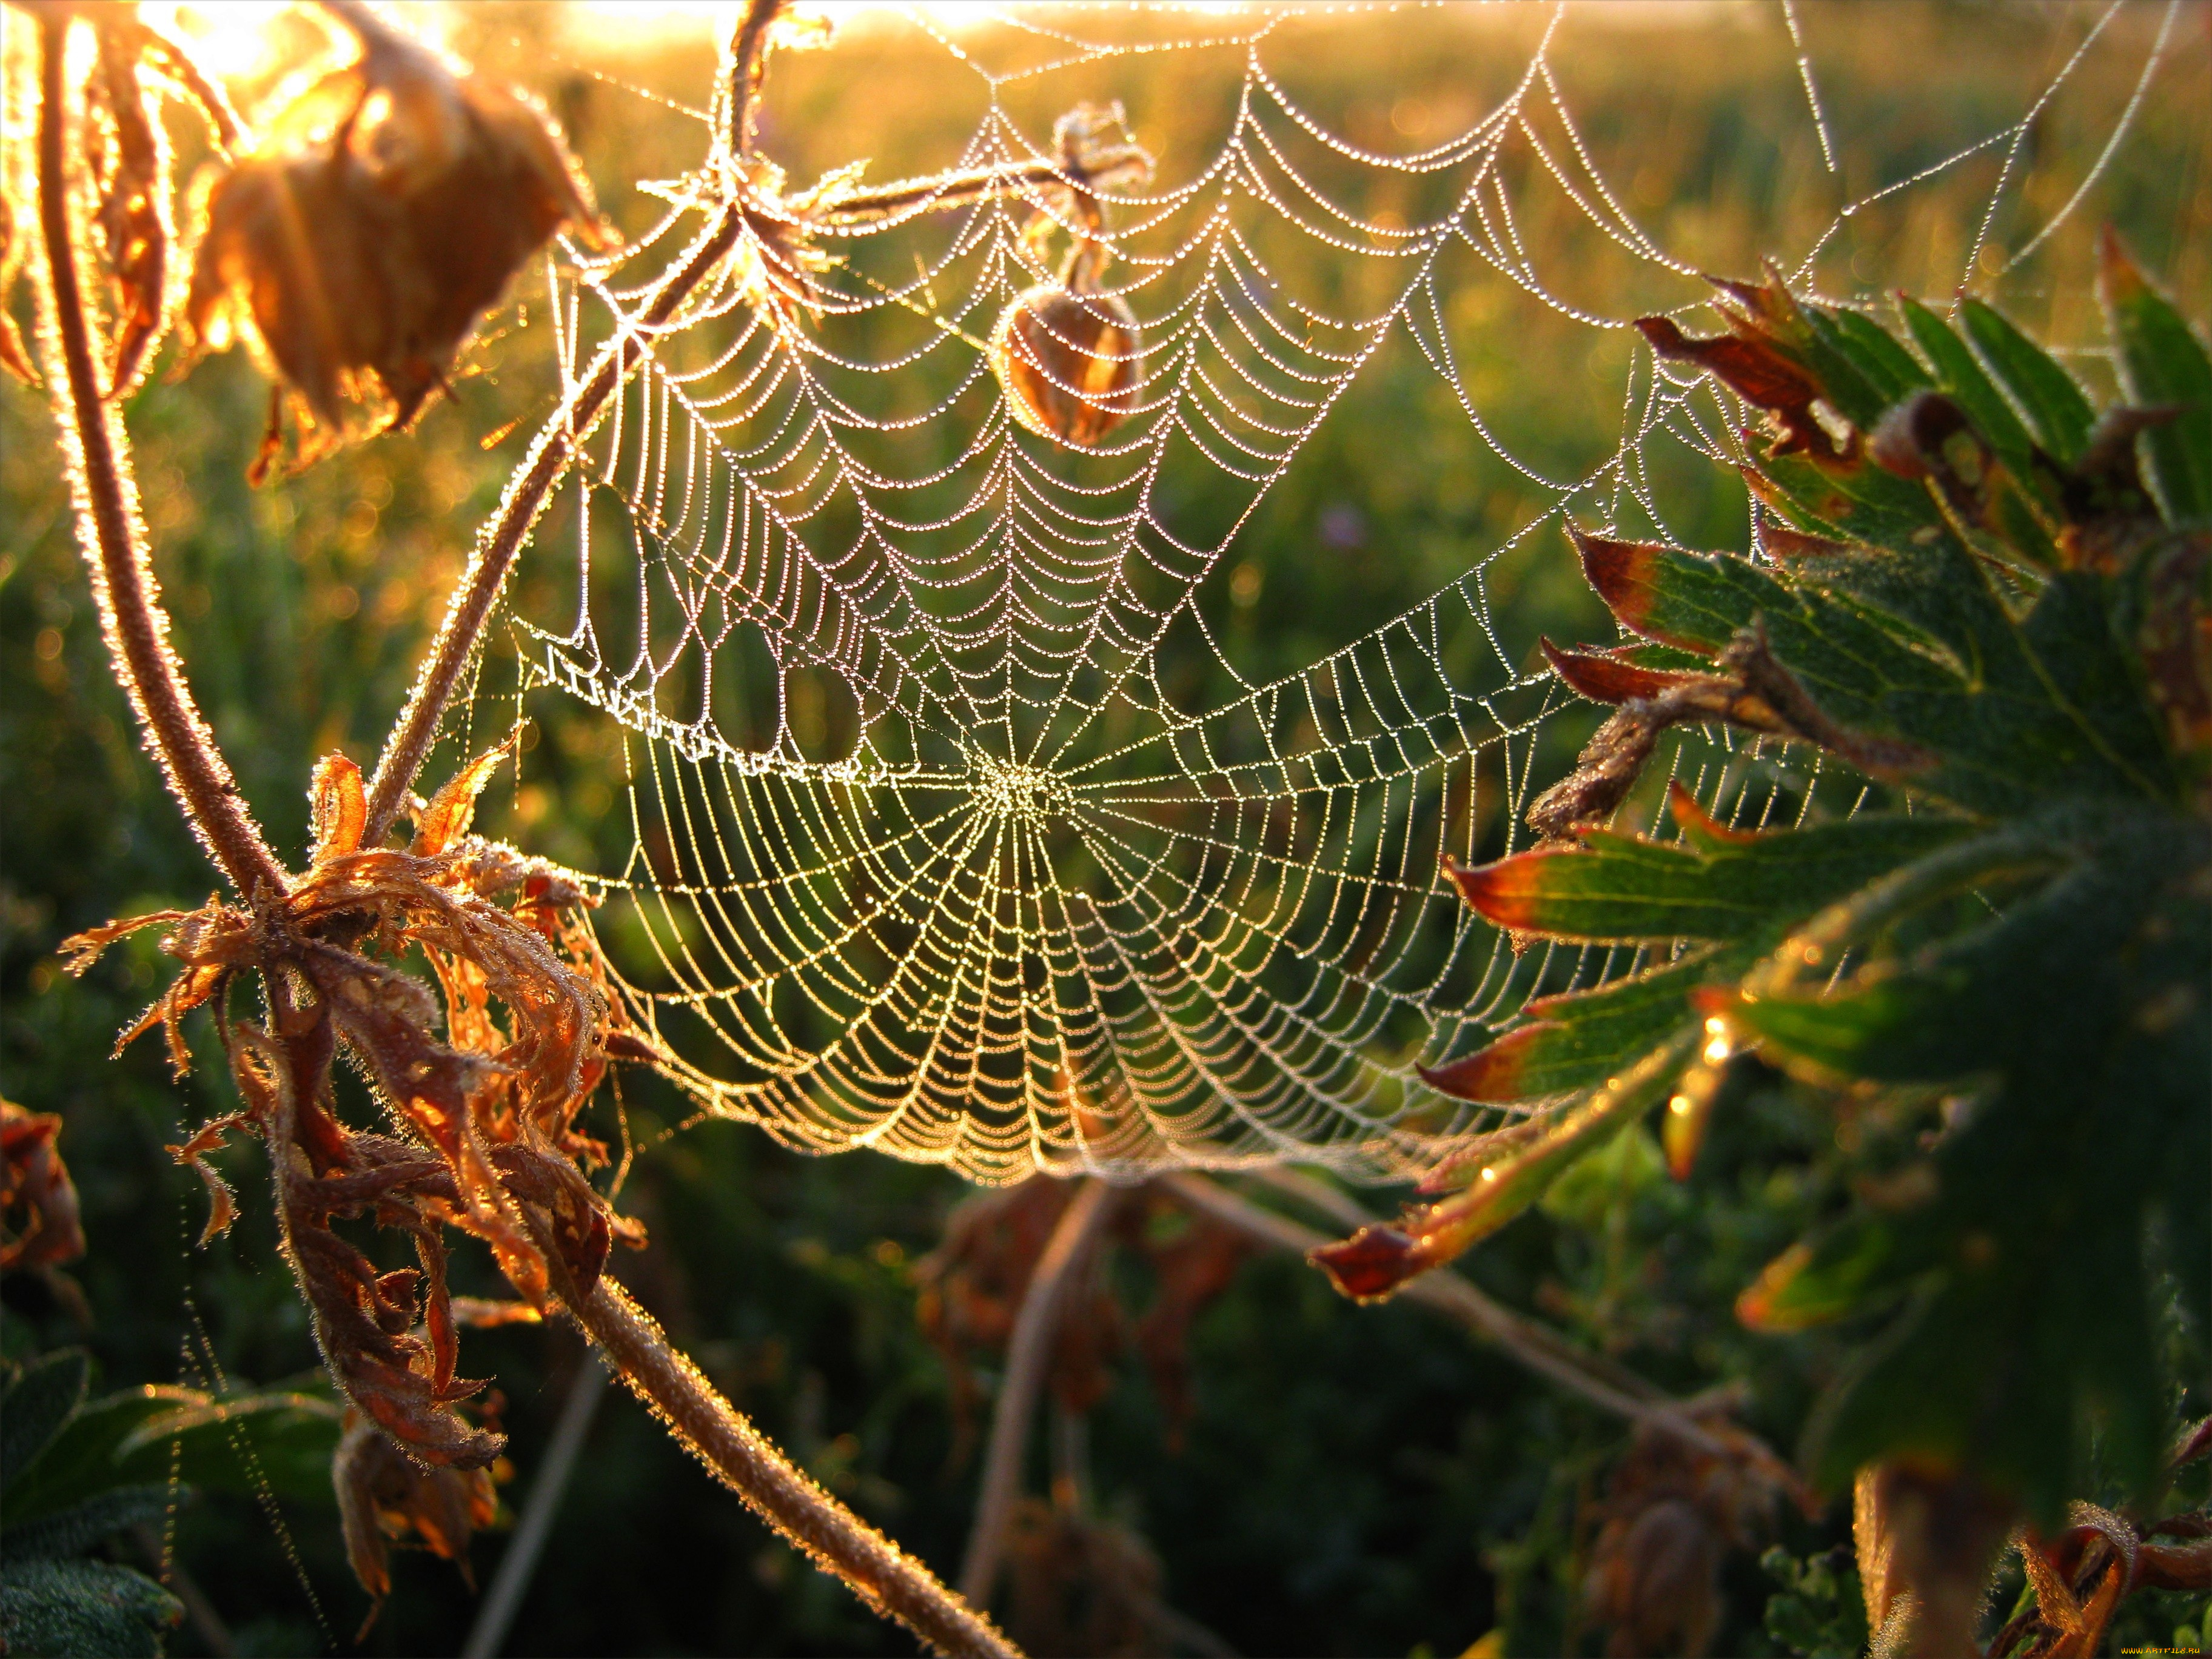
469 0 2193 1185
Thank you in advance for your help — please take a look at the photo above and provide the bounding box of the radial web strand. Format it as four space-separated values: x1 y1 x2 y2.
460 1 2193 1184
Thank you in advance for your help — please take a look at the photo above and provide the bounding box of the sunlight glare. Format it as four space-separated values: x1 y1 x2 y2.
143 2 289 81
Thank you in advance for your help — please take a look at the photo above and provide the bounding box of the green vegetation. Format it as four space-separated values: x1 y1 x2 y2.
3 5 2207 1656
1319 244 2209 1657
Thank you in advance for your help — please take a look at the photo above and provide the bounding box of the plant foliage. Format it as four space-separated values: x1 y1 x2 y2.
1316 232 2211 1536
0 1346 344 1657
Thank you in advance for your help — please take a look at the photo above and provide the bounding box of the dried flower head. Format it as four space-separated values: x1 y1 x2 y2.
992 284 1142 448
183 4 614 472
62 744 648 1472
988 104 1147 449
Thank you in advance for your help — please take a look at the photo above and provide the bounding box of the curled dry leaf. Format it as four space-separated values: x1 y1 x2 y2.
1638 265 1854 466
60 746 649 1470
1 1099 88 1272
183 7 614 471
1002 1497 1169 1659
333 1406 500 1622
1581 1418 1802 1659
1525 528 1932 841
1989 1496 2212 1659
916 1178 1251 1464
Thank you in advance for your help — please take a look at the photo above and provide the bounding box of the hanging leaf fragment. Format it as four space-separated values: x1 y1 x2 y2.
2 1100 88 1272
333 1406 501 1623
183 2 615 472
989 105 1150 448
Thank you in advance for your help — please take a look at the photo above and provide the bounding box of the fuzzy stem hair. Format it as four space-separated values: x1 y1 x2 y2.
33 13 287 899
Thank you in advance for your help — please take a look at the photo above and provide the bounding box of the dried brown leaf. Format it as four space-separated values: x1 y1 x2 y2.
311 752 368 862
2 1100 87 1272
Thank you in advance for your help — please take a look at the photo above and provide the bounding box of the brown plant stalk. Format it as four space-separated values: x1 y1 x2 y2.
30 10 1017 1652
958 1178 1118 1607
562 1262 1018 1659
33 13 286 900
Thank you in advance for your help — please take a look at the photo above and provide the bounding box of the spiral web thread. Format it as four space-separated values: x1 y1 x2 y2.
483 1 2187 1185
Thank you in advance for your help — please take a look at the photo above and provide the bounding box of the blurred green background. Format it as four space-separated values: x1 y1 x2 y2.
4 4 2207 1655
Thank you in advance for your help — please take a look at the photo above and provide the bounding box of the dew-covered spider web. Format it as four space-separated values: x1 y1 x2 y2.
460 1 2200 1185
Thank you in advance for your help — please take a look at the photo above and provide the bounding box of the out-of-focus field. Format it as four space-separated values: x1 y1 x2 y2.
3 5 2205 1655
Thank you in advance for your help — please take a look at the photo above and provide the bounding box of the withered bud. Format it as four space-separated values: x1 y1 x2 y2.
988 102 1148 449
184 7 614 469
991 284 1143 448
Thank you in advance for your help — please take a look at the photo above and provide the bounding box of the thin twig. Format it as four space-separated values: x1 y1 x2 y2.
460 1352 610 1659
1161 1173 1757 1464
33 14 286 899
361 0 792 846
556 1266 1018 1659
959 1179 1116 1608
809 152 1150 227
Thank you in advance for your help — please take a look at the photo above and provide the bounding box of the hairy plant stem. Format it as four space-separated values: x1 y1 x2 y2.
34 15 286 900
363 0 789 845
958 1178 1117 1606
535 1236 1017 1659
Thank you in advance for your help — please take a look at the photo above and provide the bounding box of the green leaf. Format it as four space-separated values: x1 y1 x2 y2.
1753 437 1950 548
1537 1122 1665 1227
1 1352 89 1492
1808 305 1932 415
3 1385 340 1524
1427 947 1744 1102
1896 294 2037 463
1 1486 176 1562
0 1558 181 1659
1960 299 2095 464
2100 229 2212 523
1450 815 1974 945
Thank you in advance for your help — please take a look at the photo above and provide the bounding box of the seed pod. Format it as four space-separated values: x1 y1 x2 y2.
183 11 613 468
991 283 1142 448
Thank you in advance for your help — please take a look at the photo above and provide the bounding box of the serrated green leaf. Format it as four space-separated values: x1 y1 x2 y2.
1803 1113 2165 1524
1811 306 1932 414
1896 294 2037 463
2016 571 2180 799
1454 816 1973 944
1785 313 1891 430
1587 536 2179 813
1734 846 2165 1080
1961 299 2095 464
0 1558 181 1659
1 1352 89 1492
1435 946 1744 1101
2100 230 2212 523
1755 437 1951 547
